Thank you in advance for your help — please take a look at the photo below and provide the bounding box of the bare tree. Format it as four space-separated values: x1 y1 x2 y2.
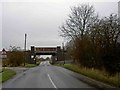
59 4 98 41
59 4 98 65
9 45 21 51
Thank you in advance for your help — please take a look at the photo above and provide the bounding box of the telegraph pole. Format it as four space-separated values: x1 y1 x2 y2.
117 7 120 87
24 33 27 66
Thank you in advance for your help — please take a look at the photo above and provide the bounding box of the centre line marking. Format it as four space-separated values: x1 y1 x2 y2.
47 74 57 88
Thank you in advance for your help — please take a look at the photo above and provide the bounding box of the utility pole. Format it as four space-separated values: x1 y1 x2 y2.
118 2 120 89
62 42 65 64
24 33 27 66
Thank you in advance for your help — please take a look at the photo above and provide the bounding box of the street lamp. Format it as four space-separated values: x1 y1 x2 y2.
31 55 34 59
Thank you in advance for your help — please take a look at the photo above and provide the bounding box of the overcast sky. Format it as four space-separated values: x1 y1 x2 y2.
1 0 119 50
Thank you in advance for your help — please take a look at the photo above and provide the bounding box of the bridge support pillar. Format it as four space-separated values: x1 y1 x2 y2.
57 46 62 61
51 54 56 64
30 46 36 64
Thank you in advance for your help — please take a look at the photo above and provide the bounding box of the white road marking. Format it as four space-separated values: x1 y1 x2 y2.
45 64 48 72
47 74 57 88
47 61 50 65
40 62 43 65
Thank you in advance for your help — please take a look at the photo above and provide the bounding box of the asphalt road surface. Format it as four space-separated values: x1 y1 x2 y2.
3 61 97 89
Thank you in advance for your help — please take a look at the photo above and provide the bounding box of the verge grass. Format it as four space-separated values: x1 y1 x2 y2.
1 69 16 83
57 64 119 87
20 61 40 68
20 63 38 68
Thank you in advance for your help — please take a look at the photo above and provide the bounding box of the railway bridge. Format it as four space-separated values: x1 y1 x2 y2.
30 46 62 64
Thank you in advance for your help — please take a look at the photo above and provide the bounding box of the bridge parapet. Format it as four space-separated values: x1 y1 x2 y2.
35 47 57 52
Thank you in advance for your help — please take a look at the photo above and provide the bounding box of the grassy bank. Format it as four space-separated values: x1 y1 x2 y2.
57 64 119 87
23 63 38 68
1 69 16 83
20 63 38 68
20 61 40 68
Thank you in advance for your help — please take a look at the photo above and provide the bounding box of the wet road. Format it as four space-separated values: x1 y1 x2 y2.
3 61 97 89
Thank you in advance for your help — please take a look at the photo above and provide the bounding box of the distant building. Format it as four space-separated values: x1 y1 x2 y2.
1 48 7 59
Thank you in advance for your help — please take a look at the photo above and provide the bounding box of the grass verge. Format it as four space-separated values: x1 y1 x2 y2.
56 64 119 87
20 61 40 68
1 69 16 83
20 63 38 68
24 63 38 68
